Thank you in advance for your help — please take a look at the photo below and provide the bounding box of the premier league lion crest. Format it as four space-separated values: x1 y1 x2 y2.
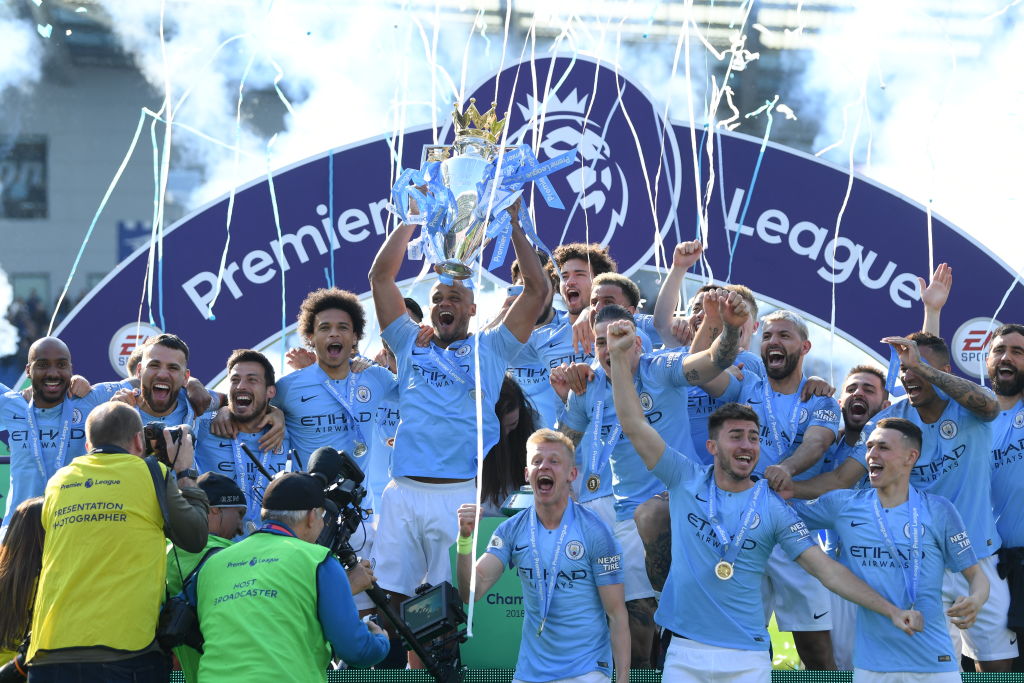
462 56 682 276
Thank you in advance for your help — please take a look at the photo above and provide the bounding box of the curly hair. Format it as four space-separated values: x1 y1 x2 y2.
552 242 618 277
296 288 366 342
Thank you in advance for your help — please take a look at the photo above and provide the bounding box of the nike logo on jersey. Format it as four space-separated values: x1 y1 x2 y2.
695 493 708 502
850 521 867 527
219 442 231 447
514 545 529 551
813 611 829 620
300 395 316 403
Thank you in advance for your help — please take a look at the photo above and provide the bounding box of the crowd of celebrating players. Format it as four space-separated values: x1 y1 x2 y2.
1 205 1023 683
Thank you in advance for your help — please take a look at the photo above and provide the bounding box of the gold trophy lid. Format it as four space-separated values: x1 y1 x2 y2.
452 98 506 144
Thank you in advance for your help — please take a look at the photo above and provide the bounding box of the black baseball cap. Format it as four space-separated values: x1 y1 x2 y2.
196 473 247 508
261 473 324 511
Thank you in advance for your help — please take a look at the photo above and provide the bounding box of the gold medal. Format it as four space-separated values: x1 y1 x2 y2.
353 442 367 457
714 560 734 580
586 474 600 492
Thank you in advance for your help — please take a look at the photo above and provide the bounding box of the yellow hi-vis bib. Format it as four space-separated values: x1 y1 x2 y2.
29 453 167 660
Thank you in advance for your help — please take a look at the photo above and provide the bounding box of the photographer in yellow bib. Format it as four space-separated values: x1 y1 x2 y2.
27 402 209 682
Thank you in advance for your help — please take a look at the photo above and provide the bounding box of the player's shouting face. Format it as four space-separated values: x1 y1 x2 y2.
526 439 577 504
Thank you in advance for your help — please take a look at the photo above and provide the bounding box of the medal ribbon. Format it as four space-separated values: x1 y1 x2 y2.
231 437 271 517
706 477 766 568
529 500 574 635
871 487 922 608
24 397 74 482
588 375 639 483
426 343 477 388
314 365 368 451
761 378 807 460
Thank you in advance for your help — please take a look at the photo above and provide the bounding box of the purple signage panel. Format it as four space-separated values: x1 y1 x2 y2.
53 56 1020 384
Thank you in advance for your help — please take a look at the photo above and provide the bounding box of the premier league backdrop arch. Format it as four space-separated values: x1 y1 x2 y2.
52 56 1022 385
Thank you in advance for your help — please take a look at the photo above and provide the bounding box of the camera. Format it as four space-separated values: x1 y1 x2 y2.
401 582 467 643
143 421 185 466
307 447 466 682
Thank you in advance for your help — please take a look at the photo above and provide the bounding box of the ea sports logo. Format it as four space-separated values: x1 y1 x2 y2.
951 317 1002 380
108 322 163 378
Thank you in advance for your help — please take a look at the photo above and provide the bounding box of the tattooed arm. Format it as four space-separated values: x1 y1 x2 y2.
884 336 999 421
680 290 747 390
557 423 586 449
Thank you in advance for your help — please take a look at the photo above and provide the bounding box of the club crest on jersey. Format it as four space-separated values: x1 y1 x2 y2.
72 408 83 424
356 385 372 403
903 522 926 539
565 540 585 560
748 512 761 530
1014 410 1024 430
939 420 958 440
455 344 472 358
639 392 654 412
799 408 809 424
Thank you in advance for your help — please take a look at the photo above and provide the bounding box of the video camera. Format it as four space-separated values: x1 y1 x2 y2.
307 447 466 683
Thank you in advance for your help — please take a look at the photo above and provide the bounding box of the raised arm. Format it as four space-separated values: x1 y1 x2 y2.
919 263 952 336
368 222 416 330
608 320 666 469
653 241 703 345
455 504 505 603
884 336 999 421
680 290 747 386
687 290 723 354
502 211 549 342
796 546 923 636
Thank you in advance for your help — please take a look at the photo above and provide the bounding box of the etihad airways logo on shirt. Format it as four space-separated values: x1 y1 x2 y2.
911 444 966 483
993 437 1024 469
847 545 926 568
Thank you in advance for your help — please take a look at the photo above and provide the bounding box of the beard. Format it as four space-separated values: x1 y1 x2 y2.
765 352 800 381
990 367 1024 398
230 402 267 424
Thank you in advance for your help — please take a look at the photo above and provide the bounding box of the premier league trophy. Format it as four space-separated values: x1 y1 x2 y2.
424 99 506 279
390 98 577 280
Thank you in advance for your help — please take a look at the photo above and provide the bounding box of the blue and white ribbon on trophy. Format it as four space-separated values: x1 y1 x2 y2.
389 144 577 280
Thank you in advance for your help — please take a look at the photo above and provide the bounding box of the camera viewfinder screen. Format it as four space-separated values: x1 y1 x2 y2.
403 589 444 632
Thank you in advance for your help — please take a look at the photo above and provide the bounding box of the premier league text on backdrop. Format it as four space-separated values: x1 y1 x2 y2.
307 447 468 682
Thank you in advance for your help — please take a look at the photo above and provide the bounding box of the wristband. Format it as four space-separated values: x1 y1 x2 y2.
456 534 474 555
